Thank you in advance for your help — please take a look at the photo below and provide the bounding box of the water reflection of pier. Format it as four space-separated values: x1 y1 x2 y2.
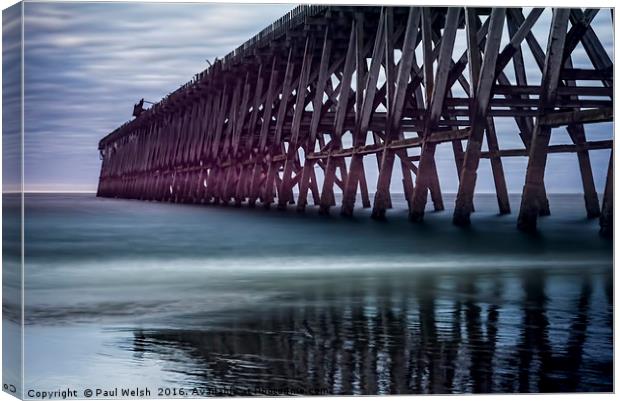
130 269 612 394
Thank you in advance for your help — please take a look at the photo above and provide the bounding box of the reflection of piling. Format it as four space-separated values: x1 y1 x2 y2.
96 6 613 235
516 271 554 392
129 269 611 394
463 276 498 393
563 277 592 391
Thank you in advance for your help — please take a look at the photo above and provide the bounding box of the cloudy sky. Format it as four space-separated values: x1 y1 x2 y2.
21 1 294 192
10 2 615 194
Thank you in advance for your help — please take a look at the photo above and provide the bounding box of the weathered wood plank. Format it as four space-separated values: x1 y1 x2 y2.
562 56 601 219
517 9 571 233
599 150 613 238
453 8 506 226
341 8 389 216
408 7 461 222
538 107 613 127
319 19 357 214
279 36 315 208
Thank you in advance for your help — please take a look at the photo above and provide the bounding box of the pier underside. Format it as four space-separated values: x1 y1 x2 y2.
97 6 614 235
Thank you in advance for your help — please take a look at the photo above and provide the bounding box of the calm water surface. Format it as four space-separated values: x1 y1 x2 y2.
3 193 613 395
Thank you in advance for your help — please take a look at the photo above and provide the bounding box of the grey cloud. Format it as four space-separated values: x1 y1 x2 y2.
22 1 293 191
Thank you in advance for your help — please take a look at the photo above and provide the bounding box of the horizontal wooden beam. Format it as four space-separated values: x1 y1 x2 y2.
493 84 612 97
560 66 613 80
538 107 613 127
306 128 470 159
480 139 612 158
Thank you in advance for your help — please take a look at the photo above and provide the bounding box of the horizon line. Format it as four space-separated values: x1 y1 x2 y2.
1 191 604 196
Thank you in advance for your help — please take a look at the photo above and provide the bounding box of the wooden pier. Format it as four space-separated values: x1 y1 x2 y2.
97 6 614 235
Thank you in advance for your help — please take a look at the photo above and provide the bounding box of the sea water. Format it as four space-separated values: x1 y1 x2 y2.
3 193 613 394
